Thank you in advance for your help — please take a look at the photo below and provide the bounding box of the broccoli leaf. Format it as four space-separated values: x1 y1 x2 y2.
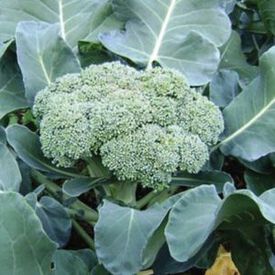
0 192 57 275
95 200 169 275
0 143 21 192
229 228 274 275
0 0 122 48
165 185 275 263
245 170 275 196
6 124 83 178
218 30 258 87
15 21 81 104
0 44 28 120
52 250 96 275
0 112 22 195
99 0 231 85
26 195 72 248
219 46 275 161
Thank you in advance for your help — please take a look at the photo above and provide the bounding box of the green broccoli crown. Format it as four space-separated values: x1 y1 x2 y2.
33 62 224 190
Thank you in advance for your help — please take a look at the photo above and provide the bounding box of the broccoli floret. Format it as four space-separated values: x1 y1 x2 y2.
100 124 179 190
100 124 208 190
177 91 224 145
33 62 224 190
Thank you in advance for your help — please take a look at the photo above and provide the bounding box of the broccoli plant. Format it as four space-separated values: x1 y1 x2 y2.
33 62 224 190
2 0 275 275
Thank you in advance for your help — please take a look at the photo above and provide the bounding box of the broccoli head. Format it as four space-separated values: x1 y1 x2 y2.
33 62 224 190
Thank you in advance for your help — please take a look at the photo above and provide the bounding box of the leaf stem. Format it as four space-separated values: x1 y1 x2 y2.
72 220 95 250
136 187 178 209
66 208 95 224
136 190 159 209
31 170 98 223
210 143 221 153
110 181 137 205
147 186 178 207
86 158 112 196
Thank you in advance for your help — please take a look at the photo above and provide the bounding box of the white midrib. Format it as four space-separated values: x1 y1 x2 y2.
35 28 51 85
220 97 275 146
147 0 176 69
38 55 51 84
124 210 134 255
59 0 66 40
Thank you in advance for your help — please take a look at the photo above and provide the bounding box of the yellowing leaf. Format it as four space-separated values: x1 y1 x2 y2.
205 245 240 275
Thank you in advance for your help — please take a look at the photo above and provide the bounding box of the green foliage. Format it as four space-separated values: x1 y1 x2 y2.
0 192 57 275
2 0 275 274
220 47 275 161
0 42 28 119
95 200 168 275
26 194 72 248
16 21 81 103
0 0 121 48
99 0 231 85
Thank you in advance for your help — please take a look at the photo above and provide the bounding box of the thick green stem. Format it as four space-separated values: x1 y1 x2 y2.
72 220 95 250
31 170 98 223
147 186 178 207
137 186 179 209
136 190 160 209
110 181 137 205
86 158 113 197
86 157 109 178
66 208 95 224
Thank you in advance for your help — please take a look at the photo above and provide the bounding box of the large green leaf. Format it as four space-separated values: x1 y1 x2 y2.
165 185 221 262
6 124 82 178
0 124 20 194
165 185 275 262
52 250 94 275
218 30 258 86
0 45 28 119
209 31 258 108
230 228 275 275
218 46 275 161
100 0 231 85
153 237 218 274
63 178 110 197
245 170 275 196
34 196 72 247
0 192 57 275
0 0 121 48
240 154 275 174
15 21 80 103
0 143 21 192
209 69 240 108
95 200 168 275
142 217 170 270
219 0 236 13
